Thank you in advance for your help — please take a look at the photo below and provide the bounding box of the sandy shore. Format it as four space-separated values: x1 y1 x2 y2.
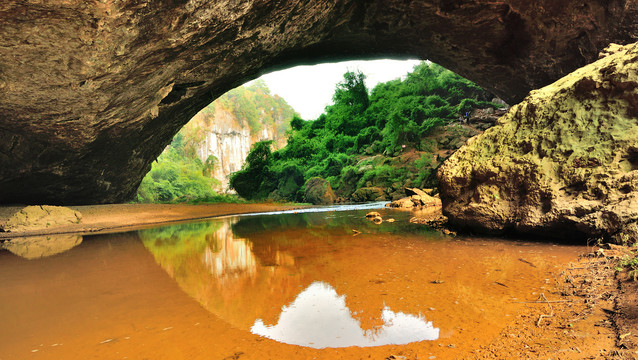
0 203 306 238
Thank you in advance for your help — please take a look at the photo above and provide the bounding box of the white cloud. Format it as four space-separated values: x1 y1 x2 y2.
251 281 439 348
254 59 421 120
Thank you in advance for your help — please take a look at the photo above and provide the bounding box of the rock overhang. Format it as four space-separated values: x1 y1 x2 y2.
0 0 636 204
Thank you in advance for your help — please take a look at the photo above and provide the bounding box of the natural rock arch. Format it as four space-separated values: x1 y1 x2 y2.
0 0 636 204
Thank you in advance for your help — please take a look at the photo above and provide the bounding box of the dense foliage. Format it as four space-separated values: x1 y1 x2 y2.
136 132 243 203
230 61 501 203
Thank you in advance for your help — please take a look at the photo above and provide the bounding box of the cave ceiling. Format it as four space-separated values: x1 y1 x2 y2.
0 0 636 204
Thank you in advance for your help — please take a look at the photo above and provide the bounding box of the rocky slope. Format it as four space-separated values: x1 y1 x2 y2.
0 0 636 204
438 43 638 242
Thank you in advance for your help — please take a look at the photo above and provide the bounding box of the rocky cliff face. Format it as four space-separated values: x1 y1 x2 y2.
191 103 286 191
0 0 636 204
438 43 638 242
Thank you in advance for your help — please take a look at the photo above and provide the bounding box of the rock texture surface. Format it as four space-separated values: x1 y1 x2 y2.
304 177 336 205
1 205 82 232
438 43 638 242
0 1 636 204
390 188 442 210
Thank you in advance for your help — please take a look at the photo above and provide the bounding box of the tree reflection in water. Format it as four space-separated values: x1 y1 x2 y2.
138 210 440 348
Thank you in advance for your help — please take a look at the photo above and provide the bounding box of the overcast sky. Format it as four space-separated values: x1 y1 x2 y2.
253 59 421 120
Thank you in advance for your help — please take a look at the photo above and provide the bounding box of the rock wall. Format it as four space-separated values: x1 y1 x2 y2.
0 0 636 204
191 103 285 191
437 43 638 242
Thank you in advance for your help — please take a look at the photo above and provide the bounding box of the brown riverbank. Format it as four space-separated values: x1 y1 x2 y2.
0 203 306 238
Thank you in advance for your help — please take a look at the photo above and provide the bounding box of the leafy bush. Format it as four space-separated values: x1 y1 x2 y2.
229 140 275 200
413 153 436 188
135 132 221 203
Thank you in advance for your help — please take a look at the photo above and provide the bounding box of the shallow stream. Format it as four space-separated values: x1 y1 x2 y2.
0 203 588 359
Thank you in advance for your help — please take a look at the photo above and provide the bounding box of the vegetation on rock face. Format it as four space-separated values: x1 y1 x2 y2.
437 43 638 242
230 61 501 202
192 79 296 147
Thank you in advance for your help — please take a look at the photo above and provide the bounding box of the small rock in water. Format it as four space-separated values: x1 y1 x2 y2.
365 211 381 218
372 216 383 224
387 218 395 223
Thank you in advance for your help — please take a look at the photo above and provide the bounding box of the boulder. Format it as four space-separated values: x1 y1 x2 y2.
303 177 335 205
437 43 638 243
390 188 442 210
1 205 82 232
352 187 386 202
390 198 416 209
405 188 429 197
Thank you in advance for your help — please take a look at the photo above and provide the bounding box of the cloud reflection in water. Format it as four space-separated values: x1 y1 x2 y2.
251 281 439 348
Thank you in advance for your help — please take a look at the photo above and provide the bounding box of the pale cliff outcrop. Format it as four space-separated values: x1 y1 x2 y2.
438 43 638 242
0 0 636 204
189 102 287 191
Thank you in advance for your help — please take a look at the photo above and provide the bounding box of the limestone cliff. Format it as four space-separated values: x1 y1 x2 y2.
188 101 290 191
438 43 638 242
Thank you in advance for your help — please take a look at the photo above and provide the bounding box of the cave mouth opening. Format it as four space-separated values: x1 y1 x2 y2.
136 58 505 204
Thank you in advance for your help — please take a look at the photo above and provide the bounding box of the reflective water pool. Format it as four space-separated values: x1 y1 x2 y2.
250 281 439 348
0 204 587 359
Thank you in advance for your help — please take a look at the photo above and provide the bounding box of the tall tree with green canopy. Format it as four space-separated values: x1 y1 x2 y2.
229 140 275 200
324 71 370 136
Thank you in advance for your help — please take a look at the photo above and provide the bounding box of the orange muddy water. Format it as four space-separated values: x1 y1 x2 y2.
0 204 588 359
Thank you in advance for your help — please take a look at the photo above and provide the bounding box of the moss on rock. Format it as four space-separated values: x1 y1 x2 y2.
437 43 638 242
351 187 386 202
303 177 336 205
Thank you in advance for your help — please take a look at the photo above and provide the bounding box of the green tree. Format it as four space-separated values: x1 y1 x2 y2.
229 140 275 200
